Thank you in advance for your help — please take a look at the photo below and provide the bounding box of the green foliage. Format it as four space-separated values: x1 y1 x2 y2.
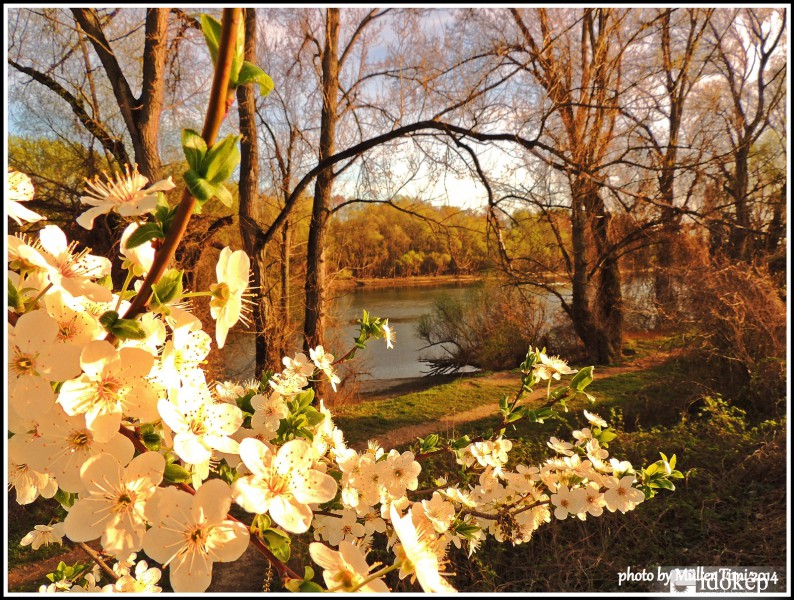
329 198 490 279
284 567 325 593
124 222 164 250
98 310 147 341
182 130 241 210
199 13 273 98
150 269 184 310
46 561 91 586
276 389 326 442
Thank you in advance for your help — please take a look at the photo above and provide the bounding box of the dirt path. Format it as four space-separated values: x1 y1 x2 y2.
361 349 676 451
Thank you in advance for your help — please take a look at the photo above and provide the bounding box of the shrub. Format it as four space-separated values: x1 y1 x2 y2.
679 262 786 418
417 281 549 374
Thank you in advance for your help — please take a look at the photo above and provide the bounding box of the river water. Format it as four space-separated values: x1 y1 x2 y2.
330 282 480 380
220 276 656 383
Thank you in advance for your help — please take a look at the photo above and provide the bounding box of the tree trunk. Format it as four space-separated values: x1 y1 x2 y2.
728 145 751 262
71 8 169 182
653 172 680 326
303 8 340 353
281 219 291 323
237 7 270 377
569 180 622 365
135 8 169 181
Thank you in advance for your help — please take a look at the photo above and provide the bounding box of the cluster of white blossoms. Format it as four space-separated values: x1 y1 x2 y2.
7 168 677 594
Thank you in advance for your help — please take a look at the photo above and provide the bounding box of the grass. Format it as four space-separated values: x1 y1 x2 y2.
333 372 517 445
333 346 787 592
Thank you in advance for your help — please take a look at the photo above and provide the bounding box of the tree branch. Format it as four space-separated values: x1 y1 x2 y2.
8 59 130 169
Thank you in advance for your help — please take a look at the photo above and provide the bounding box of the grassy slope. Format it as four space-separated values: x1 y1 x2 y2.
336 346 787 592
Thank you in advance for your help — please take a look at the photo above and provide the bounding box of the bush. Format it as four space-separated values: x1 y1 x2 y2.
417 281 551 374
679 262 786 418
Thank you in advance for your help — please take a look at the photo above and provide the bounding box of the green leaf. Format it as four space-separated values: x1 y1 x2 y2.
217 462 239 485
656 478 676 491
214 183 234 208
284 567 325 593
598 429 618 444
184 169 218 205
451 435 471 450
202 134 241 184
95 274 113 289
237 61 274 96
551 385 572 401
8 278 23 311
506 410 524 423
98 310 120 330
151 269 184 307
200 14 222 65
295 390 315 411
164 463 192 483
142 432 161 451
182 128 208 173
54 488 75 509
419 433 439 453
570 366 594 391
304 407 326 427
261 528 291 563
124 222 164 250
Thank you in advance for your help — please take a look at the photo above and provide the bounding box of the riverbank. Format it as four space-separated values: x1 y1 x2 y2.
332 274 482 291
355 372 478 402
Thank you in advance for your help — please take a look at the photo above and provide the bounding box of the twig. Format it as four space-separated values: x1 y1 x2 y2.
75 541 118 582
106 8 242 341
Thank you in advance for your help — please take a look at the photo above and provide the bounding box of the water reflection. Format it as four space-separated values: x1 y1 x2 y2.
329 282 481 380
221 276 656 382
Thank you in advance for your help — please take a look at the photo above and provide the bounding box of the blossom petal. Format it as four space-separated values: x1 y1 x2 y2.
124 451 165 490
174 432 212 465
12 310 57 351
142 524 186 565
208 521 249 562
238 437 272 478
270 495 313 534
193 479 233 525
77 206 110 230
80 340 117 378
157 399 188 433
275 439 313 475
80 453 123 494
117 347 155 379
292 469 337 505
64 497 109 542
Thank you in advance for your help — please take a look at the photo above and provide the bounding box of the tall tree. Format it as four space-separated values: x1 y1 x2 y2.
303 8 341 352
707 8 786 262
503 7 639 363
9 8 173 182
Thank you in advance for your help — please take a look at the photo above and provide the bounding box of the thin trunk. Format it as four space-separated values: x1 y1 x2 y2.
653 144 681 325
303 8 340 353
281 219 291 322
136 8 169 181
237 7 269 377
729 145 751 261
570 194 602 360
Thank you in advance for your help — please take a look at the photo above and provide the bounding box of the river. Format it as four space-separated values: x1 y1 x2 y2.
220 276 656 384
